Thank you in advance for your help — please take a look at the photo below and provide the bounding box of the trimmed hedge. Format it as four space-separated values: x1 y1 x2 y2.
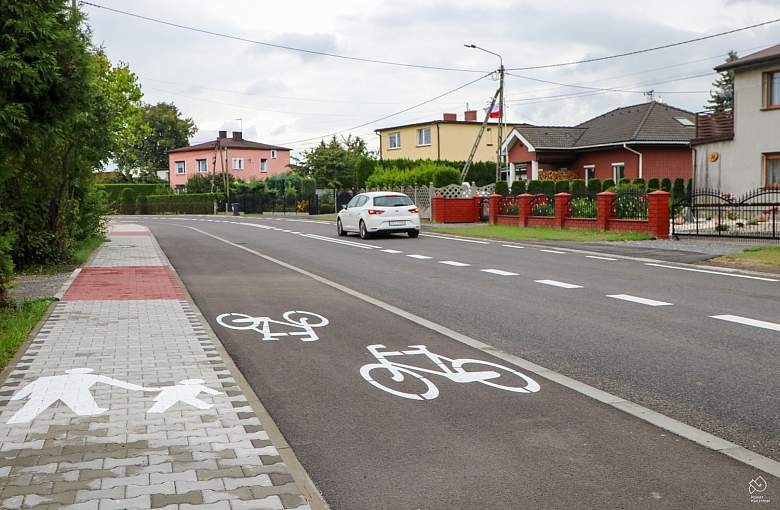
510 180 526 196
571 179 586 195
586 179 602 194
495 181 509 196
555 180 570 193
526 180 542 195
146 193 221 214
97 183 170 206
647 178 660 191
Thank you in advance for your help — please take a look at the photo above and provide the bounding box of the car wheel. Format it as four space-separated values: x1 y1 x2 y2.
337 219 347 236
359 221 370 239
408 230 419 238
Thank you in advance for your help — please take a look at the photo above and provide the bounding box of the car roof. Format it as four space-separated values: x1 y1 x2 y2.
359 191 410 197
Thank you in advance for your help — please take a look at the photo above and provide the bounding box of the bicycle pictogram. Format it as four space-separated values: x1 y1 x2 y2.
216 311 329 342
359 344 541 400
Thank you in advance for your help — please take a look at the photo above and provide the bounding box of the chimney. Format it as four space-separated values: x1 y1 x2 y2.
464 110 477 121
443 113 457 121
218 130 227 139
232 131 243 141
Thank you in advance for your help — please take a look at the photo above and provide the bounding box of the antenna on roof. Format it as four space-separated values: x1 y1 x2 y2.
644 90 656 102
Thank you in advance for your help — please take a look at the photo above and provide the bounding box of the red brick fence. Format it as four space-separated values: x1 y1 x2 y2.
431 191 671 238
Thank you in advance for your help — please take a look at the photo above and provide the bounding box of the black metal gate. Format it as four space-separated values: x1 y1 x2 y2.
671 188 780 240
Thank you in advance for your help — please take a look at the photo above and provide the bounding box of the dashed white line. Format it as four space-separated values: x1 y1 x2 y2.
481 269 519 276
502 244 525 249
439 261 470 267
645 263 778 282
586 255 618 261
300 234 379 249
421 234 490 244
710 315 780 332
380 249 402 254
534 279 582 289
407 254 432 259
540 249 566 254
607 294 672 306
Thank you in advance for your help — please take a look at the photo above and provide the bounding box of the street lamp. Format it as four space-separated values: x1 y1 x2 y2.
465 43 505 183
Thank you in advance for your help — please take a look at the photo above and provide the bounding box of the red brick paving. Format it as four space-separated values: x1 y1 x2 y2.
63 267 184 300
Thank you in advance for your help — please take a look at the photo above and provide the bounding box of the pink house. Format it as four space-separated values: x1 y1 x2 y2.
167 131 291 189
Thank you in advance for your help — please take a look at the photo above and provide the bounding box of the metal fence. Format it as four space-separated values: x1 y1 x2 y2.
568 191 597 218
498 197 519 215
672 188 780 240
530 193 554 216
612 189 648 220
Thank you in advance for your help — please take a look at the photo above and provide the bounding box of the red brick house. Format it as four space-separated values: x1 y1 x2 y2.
501 101 695 183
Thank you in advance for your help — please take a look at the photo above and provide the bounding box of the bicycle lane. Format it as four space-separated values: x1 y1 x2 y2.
148 221 766 510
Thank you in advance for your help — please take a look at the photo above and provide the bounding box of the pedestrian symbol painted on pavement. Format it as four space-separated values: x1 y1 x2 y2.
148 379 223 413
217 310 329 342
6 368 223 424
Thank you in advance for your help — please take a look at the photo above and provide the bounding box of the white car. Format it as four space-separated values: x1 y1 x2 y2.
337 192 421 239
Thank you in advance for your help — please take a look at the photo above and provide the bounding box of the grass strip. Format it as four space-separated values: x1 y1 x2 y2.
0 298 51 370
432 225 652 242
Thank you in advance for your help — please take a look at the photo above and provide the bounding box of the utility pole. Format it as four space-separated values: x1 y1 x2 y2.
497 63 505 183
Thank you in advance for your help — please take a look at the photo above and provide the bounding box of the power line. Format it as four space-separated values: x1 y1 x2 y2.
80 1 487 74
506 18 780 70
506 71 708 95
278 72 493 146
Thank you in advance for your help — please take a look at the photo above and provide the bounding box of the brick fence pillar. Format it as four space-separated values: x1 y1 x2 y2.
597 191 616 231
554 192 571 229
488 194 501 224
432 195 444 223
647 190 670 239
518 193 532 227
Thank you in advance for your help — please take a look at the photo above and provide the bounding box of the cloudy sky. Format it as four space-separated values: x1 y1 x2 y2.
84 0 780 157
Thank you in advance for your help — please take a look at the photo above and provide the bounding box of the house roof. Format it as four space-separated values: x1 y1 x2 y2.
168 138 291 154
715 44 780 72
508 102 695 150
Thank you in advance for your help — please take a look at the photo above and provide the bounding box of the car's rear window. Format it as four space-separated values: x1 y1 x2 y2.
373 195 412 207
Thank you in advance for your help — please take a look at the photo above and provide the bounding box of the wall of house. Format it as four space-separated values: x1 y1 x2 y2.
377 123 439 161
692 140 734 191
168 148 290 188
573 146 691 182
377 122 501 162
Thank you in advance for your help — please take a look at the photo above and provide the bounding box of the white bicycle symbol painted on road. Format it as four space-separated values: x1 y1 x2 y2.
216 311 329 342
359 344 540 400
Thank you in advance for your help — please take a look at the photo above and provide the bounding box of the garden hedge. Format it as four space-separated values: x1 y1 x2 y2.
97 183 170 206
146 193 221 214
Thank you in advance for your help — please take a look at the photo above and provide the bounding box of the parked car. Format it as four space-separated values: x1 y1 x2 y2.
337 192 421 239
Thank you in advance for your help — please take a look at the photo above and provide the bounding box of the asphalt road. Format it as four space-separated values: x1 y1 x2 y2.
140 219 772 510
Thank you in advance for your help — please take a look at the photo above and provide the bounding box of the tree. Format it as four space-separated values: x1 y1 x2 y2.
296 135 372 189
705 51 738 113
115 102 196 180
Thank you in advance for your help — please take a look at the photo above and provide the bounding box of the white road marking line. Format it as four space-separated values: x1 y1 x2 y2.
420 234 490 244
645 263 778 282
439 260 470 267
304 233 383 249
540 249 566 254
299 234 375 249
607 294 672 306
407 254 432 259
535 279 583 289
481 269 519 276
586 255 618 261
502 244 525 249
710 315 780 332
380 249 402 254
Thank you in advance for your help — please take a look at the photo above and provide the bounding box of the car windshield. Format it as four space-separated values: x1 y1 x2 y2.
373 195 412 207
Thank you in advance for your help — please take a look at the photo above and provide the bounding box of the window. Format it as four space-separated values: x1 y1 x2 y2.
260 159 268 172
388 132 401 149
373 195 412 207
417 127 431 146
356 195 369 207
271 150 278 159
232 158 244 170
516 163 528 181
175 161 185 174
346 195 361 208
674 117 695 126
765 153 780 187
196 159 207 172
584 165 595 183
612 163 625 181
763 71 780 109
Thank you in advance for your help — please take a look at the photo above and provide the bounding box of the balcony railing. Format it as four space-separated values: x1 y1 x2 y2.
692 111 734 144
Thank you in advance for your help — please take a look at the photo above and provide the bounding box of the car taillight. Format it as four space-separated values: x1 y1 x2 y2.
409 207 419 213
367 209 385 215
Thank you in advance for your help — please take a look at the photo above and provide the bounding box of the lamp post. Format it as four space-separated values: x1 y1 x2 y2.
465 44 505 183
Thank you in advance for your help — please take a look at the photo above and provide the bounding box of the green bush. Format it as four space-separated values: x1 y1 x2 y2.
301 177 317 197
569 196 597 218
366 161 460 188
0 214 15 305
495 181 509 196
135 194 148 214
571 179 586 195
526 180 542 195
647 178 660 191
686 178 693 199
555 180 570 193
613 183 648 219
586 179 602 195
97 183 169 206
541 180 555 196
119 189 135 214
146 193 220 214
602 179 616 191
661 177 672 192
74 186 109 242
266 173 302 194
632 178 645 189
510 180 526 196
319 204 335 214
619 178 631 186
672 178 685 202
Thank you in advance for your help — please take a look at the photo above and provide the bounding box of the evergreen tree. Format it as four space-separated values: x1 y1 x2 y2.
705 51 738 113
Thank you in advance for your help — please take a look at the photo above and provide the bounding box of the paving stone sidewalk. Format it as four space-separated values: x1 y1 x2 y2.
0 222 313 510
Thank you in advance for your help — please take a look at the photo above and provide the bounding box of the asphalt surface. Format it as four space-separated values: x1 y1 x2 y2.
144 220 770 510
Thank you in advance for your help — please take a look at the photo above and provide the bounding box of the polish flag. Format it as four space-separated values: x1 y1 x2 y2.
487 102 500 118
